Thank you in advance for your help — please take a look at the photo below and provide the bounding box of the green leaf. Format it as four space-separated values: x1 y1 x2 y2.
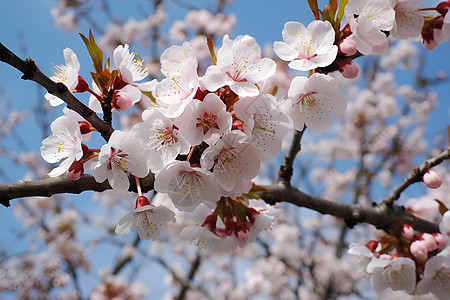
323 5 335 23
105 57 111 72
90 72 101 93
306 0 321 20
436 199 449 216
335 0 349 31
108 69 118 90
98 69 112 93
206 37 217 65
235 203 247 221
80 30 104 75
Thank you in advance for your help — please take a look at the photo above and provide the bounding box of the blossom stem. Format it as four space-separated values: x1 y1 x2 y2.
418 8 437 11
135 176 143 197
87 88 103 102
186 146 196 162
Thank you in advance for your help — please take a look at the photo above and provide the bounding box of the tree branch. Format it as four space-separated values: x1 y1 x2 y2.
382 144 450 206
0 175 439 233
260 184 440 233
278 128 306 186
0 42 114 141
0 173 155 207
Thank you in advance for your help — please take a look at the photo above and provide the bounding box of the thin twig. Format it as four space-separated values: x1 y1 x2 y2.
0 173 155 207
0 42 114 141
259 184 440 233
382 145 450 206
278 128 306 186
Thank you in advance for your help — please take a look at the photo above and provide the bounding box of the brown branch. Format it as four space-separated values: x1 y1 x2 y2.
0 42 114 141
260 184 440 233
0 174 439 233
278 128 306 186
175 252 202 300
0 173 155 207
382 144 450 206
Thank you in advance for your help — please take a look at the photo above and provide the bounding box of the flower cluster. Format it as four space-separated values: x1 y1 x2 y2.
349 217 450 299
39 0 450 259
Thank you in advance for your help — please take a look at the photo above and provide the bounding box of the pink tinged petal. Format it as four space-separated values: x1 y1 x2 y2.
229 81 259 97
288 76 308 99
119 66 135 85
108 167 130 193
417 256 450 299
244 58 276 83
113 44 127 69
391 5 424 39
115 213 136 235
136 79 157 92
282 21 307 45
235 94 292 161
203 65 232 92
135 211 160 240
44 93 65 106
287 59 318 72
273 42 299 61
92 162 108 183
179 225 221 250
47 157 74 177
63 48 80 72
120 84 142 106
200 131 260 191
160 42 198 77
369 256 416 294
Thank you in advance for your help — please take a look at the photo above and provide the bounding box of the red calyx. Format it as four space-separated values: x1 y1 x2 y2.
135 196 151 209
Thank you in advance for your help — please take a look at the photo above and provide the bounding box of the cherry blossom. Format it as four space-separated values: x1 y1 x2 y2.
174 93 232 146
92 130 149 193
154 66 199 117
348 242 376 271
160 41 198 77
130 108 190 173
273 20 338 71
439 211 450 241
390 0 424 40
366 255 416 294
345 0 396 55
286 73 347 133
200 131 261 192
115 196 176 240
423 170 443 189
416 254 450 299
40 116 83 177
234 94 292 162
45 48 81 106
113 44 149 84
246 199 281 242
179 224 222 251
203 35 276 97
154 161 221 212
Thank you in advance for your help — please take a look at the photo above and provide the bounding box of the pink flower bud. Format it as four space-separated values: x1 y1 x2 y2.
112 90 133 112
66 161 84 180
420 233 438 252
432 233 449 250
338 38 357 56
338 61 359 79
401 224 414 240
410 240 428 260
423 170 443 189
79 121 93 134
